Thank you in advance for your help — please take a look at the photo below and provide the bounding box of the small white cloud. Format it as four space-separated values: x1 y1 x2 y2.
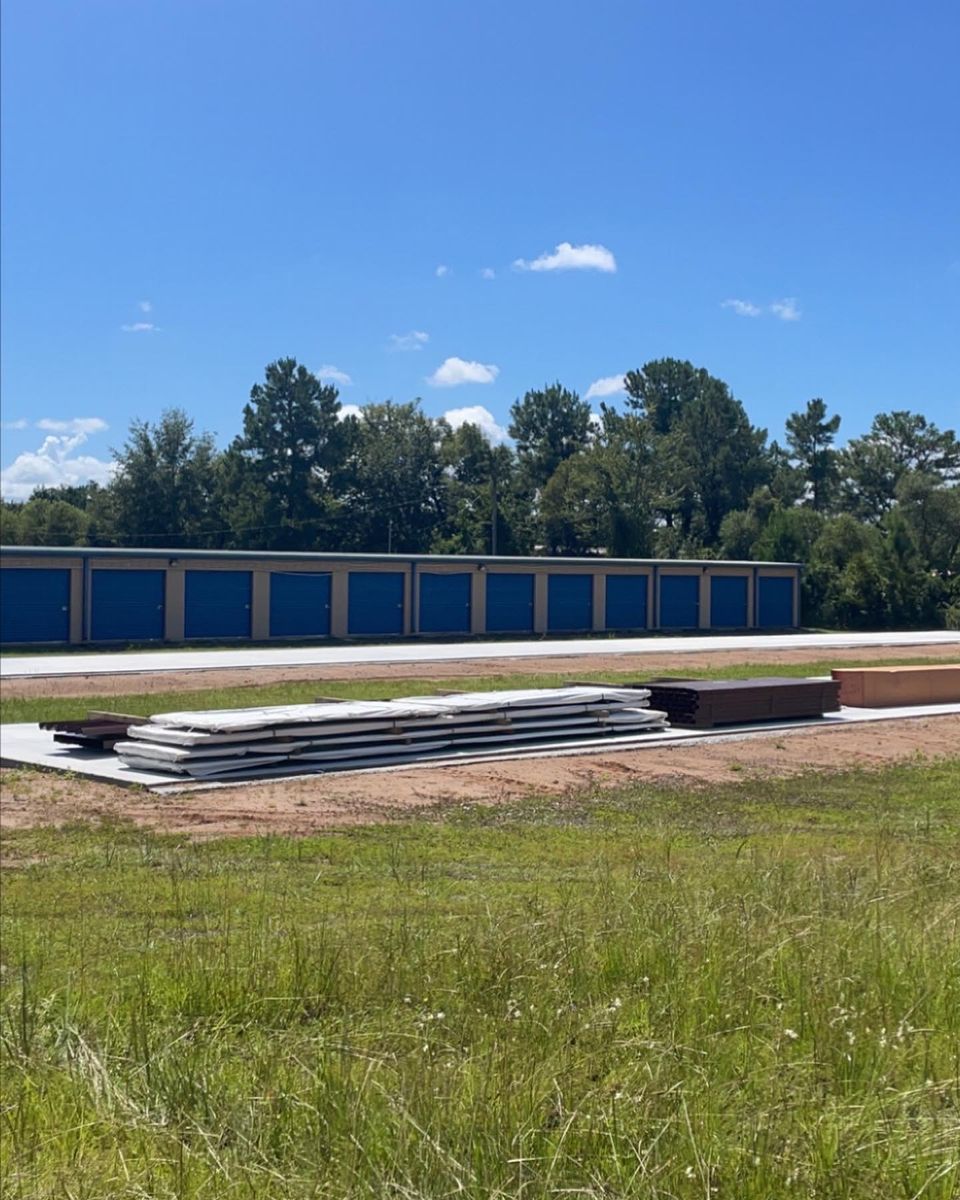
770 297 801 321
1 419 113 500
435 264 450 278
442 405 508 443
337 403 363 421
480 267 496 280
36 417 109 435
138 299 153 313
388 330 429 352
121 322 158 333
585 374 626 400
722 298 762 317
513 241 617 273
1 419 29 431
427 357 499 387
317 364 352 386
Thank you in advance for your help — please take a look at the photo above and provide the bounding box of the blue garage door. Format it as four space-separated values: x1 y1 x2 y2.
605 575 648 630
270 572 331 638
91 569 165 641
348 571 404 635
0 568 70 644
758 576 794 627
548 574 593 632
710 575 748 628
419 572 471 634
185 570 252 639
660 574 699 629
485 573 534 633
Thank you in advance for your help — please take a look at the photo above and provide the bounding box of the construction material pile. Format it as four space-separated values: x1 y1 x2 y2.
832 664 960 708
112 687 668 780
41 711 141 750
638 677 840 728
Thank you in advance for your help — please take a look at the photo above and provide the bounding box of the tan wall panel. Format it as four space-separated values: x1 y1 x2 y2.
69 566 84 643
533 573 548 634
592 573 606 631
165 569 185 641
330 569 349 639
471 570 486 635
2 556 83 569
250 571 270 640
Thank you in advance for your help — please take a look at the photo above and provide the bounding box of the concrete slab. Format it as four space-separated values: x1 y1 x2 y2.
3 702 959 793
2 630 959 680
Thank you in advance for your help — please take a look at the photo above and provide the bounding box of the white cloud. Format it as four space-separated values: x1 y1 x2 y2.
1 419 29 431
337 403 363 421
722 298 762 317
427 357 499 387
121 322 157 333
585 374 626 400
480 267 496 280
770 297 802 321
36 417 109 436
435 264 450 277
442 405 508 443
388 330 429 352
317 364 352 386
513 241 617 273
1 420 113 501
139 299 152 313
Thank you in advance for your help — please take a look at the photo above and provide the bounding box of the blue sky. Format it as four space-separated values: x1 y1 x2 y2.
2 0 958 499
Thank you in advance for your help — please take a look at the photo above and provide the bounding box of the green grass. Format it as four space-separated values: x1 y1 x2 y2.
2 760 959 1198
4 654 957 726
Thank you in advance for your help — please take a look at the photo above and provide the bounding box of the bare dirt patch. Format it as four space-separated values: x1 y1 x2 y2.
4 643 958 701
2 715 957 839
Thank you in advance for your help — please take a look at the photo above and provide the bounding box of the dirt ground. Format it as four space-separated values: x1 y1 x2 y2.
2 715 957 840
4 642 958 701
3 643 958 839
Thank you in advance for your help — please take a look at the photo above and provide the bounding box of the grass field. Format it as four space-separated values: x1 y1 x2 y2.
2 760 959 1198
3 654 955 726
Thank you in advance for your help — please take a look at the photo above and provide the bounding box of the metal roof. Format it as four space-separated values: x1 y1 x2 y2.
0 545 802 569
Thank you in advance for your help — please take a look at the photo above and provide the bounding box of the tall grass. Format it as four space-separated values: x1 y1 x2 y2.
2 761 959 1198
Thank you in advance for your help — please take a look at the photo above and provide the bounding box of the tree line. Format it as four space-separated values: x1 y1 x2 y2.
2 357 958 629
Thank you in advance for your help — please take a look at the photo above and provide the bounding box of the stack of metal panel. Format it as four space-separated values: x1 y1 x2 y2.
637 677 840 727
112 687 668 780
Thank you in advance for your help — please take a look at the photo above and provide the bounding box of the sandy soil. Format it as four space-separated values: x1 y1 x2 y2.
2 715 957 839
3 643 958 701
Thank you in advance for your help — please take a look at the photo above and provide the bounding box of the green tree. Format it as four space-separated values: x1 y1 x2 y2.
539 452 612 555
110 409 220 546
508 383 592 490
337 401 447 553
435 424 529 555
895 472 960 582
624 359 770 543
29 482 102 510
805 515 883 627
784 398 841 511
0 502 24 544
752 507 825 564
1 497 91 546
840 411 960 521
223 359 343 549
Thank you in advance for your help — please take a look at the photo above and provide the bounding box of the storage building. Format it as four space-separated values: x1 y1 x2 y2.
0 546 801 645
